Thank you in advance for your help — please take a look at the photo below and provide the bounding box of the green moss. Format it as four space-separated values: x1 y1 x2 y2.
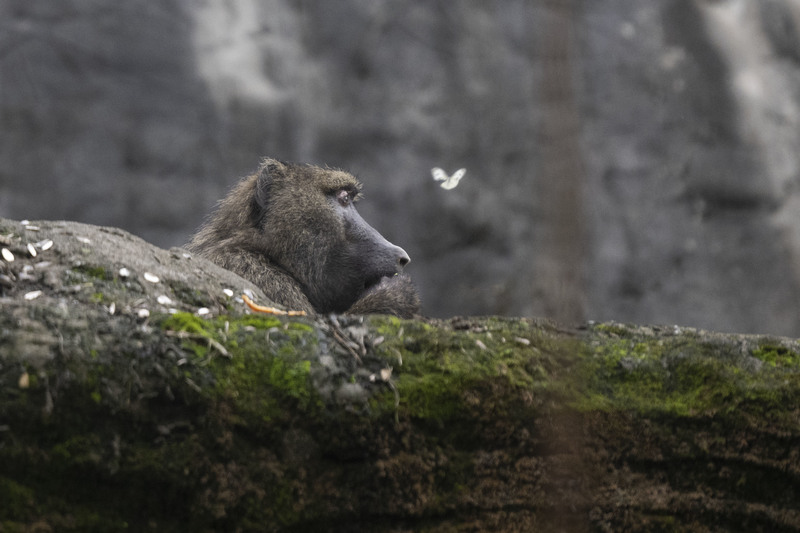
367 316 559 430
235 314 284 330
161 311 313 338
3 306 329 530
167 280 212 309
50 434 102 464
89 292 105 304
71 264 112 281
576 336 717 415
592 322 634 337
0 430 135 530
571 330 800 425
0 477 35 518
212 351 319 424
159 312 323 427
751 343 800 367
161 312 215 337
64 264 134 305
20 371 39 389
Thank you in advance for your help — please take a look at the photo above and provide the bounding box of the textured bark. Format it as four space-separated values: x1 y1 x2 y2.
1 218 799 532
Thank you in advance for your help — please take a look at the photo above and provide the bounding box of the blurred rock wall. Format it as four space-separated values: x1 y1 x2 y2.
3 0 800 335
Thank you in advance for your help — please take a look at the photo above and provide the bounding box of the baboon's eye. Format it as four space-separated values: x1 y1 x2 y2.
336 189 352 207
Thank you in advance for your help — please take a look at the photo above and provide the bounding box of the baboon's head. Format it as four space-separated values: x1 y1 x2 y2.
251 159 410 313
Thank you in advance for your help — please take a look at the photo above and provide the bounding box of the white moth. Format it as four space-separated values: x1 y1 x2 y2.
431 167 466 190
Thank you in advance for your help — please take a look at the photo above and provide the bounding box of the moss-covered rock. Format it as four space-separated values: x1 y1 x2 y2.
1 218 800 531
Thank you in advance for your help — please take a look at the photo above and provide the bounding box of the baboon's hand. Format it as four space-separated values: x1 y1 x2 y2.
347 274 420 318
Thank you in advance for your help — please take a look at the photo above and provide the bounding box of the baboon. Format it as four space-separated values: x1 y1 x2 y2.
188 158 420 318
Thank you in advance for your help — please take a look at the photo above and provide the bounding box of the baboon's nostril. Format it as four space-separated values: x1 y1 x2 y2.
398 249 410 267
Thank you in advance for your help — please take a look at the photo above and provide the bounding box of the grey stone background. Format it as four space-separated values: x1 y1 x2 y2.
3 0 800 335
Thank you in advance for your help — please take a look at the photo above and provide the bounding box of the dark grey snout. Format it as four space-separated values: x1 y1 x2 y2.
374 239 409 274
343 204 411 275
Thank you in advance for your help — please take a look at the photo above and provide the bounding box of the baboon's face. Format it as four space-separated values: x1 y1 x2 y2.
259 162 410 313
324 186 410 311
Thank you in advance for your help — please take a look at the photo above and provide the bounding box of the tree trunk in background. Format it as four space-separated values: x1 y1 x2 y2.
536 0 586 325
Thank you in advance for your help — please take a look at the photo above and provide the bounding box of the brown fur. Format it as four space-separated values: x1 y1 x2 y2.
188 158 420 317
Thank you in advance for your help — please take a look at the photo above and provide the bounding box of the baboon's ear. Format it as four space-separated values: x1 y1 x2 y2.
255 162 276 210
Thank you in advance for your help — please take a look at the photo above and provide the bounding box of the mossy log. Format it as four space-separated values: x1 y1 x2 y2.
1 218 799 532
